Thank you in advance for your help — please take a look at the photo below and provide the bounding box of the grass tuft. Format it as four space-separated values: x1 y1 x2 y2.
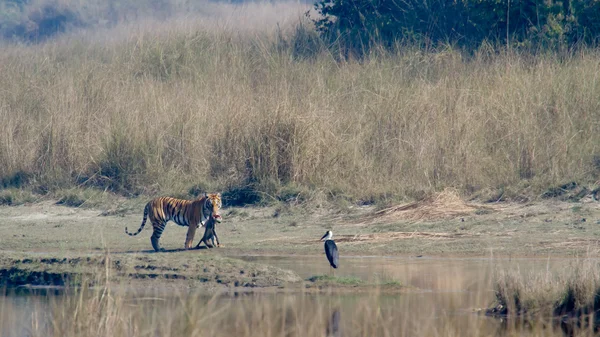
0 188 38 206
488 259 600 323
307 274 364 285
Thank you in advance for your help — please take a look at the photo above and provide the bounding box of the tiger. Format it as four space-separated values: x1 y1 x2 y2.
125 193 222 252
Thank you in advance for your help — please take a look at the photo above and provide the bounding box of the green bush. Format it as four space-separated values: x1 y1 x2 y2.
310 0 600 57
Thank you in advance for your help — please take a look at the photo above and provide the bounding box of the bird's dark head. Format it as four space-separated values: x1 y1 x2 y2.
320 230 333 241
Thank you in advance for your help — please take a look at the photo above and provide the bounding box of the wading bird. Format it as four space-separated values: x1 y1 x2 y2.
320 230 339 275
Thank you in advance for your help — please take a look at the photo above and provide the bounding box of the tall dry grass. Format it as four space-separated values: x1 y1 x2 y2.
0 273 591 337
0 4 599 202
4 256 600 336
492 258 600 318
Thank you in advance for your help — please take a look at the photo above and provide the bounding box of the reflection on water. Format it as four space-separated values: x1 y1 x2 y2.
240 255 498 290
240 255 574 292
326 308 342 337
1 257 596 337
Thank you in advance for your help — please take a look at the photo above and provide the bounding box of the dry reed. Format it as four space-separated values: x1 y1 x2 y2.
3 253 600 336
1 269 594 337
0 2 599 203
489 257 600 333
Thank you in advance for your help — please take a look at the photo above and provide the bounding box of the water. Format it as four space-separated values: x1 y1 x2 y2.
240 255 500 290
0 256 587 337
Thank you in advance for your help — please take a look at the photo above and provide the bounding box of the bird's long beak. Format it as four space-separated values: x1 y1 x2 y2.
320 233 328 241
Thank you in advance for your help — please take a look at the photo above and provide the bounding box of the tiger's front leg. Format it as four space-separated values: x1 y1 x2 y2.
184 224 198 249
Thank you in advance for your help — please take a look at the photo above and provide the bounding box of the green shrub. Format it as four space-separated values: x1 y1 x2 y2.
310 0 600 57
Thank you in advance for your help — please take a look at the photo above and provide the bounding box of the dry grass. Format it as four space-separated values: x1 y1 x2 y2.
489 258 600 327
2 265 598 337
0 0 308 41
0 285 405 337
367 189 489 222
0 2 600 202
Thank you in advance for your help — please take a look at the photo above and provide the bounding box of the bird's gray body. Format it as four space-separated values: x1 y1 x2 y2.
324 240 339 268
321 230 339 269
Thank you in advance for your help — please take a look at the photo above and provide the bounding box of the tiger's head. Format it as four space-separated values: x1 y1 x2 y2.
203 193 222 223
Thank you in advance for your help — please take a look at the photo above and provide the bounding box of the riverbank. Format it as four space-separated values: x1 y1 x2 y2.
1 193 599 290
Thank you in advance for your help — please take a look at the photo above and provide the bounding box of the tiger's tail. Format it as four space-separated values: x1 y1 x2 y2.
126 203 150 236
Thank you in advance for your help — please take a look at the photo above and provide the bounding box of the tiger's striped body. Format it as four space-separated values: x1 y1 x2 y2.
126 193 222 251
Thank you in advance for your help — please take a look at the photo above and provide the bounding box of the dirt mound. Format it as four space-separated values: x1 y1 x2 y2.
369 189 488 222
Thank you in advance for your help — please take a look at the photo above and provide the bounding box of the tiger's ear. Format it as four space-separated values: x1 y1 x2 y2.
216 192 221 197
203 192 208 198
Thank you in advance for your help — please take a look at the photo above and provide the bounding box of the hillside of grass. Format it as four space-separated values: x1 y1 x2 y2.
0 1 599 205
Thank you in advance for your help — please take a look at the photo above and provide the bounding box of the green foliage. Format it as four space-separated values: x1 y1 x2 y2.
310 0 600 56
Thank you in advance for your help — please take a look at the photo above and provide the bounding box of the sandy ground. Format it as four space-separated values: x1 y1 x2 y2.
1 192 599 290
1 193 599 257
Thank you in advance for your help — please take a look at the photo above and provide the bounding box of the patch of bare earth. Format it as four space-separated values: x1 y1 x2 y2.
362 189 491 223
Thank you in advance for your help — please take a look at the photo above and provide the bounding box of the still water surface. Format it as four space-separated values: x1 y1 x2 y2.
1 256 584 336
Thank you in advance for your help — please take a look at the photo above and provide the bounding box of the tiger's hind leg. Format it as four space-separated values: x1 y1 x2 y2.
151 220 167 252
151 235 163 252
